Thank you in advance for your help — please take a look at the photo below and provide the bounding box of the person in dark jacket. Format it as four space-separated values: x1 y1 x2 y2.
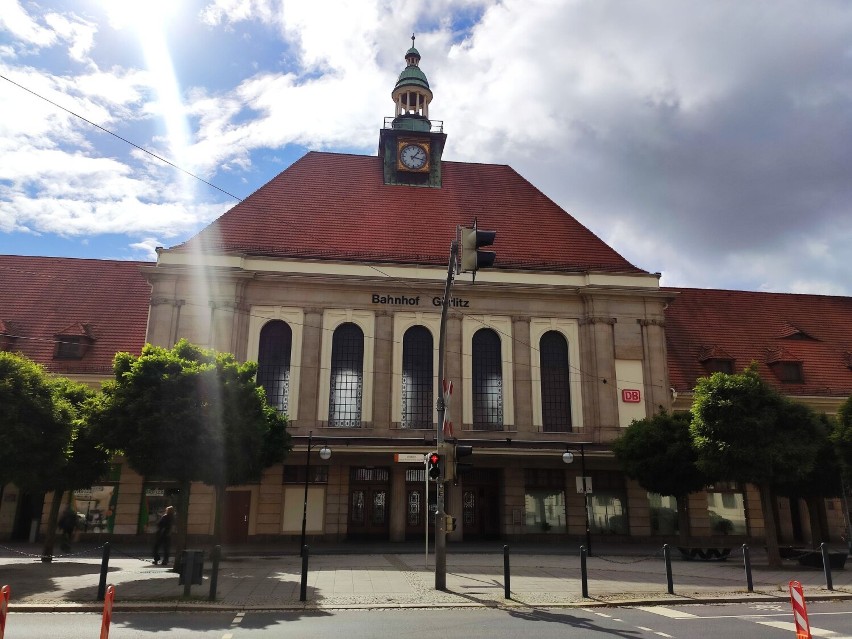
58 507 78 552
152 506 175 565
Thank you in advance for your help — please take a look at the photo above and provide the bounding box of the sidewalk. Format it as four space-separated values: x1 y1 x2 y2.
0 541 849 611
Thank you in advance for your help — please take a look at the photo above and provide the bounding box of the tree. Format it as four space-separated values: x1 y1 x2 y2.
613 411 709 545
91 340 290 559
0 352 110 560
690 365 822 566
831 396 852 545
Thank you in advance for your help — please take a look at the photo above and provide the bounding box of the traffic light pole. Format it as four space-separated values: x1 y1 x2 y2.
434 239 458 591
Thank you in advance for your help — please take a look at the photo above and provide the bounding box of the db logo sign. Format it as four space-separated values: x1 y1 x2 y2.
622 389 641 403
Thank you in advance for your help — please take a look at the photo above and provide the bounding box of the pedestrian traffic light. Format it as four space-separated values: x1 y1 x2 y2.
445 514 457 532
428 452 441 481
458 220 496 277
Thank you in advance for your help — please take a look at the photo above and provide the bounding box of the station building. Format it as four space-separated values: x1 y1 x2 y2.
1 44 849 547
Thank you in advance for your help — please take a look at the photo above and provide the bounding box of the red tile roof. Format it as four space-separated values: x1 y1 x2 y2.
175 152 647 274
0 256 151 377
665 287 852 397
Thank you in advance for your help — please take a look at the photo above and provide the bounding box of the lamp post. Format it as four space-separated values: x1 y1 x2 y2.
300 431 331 556
563 443 592 556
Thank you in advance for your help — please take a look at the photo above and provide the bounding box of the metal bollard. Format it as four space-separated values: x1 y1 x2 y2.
820 543 834 591
742 544 753 592
580 545 589 598
300 545 309 602
182 551 195 598
97 542 111 601
663 544 674 595
503 545 511 599
208 545 221 601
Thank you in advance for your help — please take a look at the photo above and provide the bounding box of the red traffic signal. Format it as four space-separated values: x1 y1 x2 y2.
428 452 441 480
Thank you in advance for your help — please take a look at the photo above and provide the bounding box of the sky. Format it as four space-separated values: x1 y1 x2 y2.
2 0 851 295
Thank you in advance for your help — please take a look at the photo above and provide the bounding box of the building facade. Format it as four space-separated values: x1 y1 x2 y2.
1 43 849 547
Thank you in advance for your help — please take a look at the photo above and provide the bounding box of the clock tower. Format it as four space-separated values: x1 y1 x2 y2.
379 36 447 187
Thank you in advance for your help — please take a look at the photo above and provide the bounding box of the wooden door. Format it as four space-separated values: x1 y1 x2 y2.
348 486 390 538
223 490 251 544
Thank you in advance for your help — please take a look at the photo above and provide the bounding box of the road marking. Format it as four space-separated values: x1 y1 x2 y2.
635 606 697 619
654 633 673 638
754 620 852 638
222 634 233 639
231 612 245 626
637 627 654 632
594 612 612 618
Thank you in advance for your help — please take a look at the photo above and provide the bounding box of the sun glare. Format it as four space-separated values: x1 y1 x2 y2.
100 0 194 199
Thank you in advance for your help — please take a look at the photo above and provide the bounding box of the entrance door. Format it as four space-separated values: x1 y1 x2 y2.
223 490 251 544
461 469 501 539
348 467 390 539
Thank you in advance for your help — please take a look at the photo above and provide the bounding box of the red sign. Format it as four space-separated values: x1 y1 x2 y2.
788 580 811 639
621 389 641 403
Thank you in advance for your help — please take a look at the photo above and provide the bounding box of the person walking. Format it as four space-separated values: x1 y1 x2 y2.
152 505 175 565
58 507 78 552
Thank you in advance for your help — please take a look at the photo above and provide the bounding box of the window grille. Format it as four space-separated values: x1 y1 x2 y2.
540 331 572 432
256 320 292 414
328 322 364 428
401 326 433 429
472 328 503 430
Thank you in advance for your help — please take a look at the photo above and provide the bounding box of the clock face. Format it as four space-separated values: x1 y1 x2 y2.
400 143 428 170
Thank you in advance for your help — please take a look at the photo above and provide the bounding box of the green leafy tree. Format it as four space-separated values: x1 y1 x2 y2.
0 352 110 560
91 339 290 558
831 396 852 544
690 365 822 566
613 411 709 545
774 412 842 547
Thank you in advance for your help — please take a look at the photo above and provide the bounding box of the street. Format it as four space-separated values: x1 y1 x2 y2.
4 601 852 638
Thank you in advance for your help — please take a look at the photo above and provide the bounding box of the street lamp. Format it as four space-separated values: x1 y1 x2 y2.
300 431 331 556
562 443 592 556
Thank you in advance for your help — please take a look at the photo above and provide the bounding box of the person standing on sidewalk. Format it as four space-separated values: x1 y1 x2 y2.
152 506 175 565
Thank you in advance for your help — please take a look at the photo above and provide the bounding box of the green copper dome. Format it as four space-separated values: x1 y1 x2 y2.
394 64 431 92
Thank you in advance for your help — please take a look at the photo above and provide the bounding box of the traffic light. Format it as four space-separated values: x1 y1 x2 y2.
458 221 496 277
455 444 474 482
428 452 441 481
445 514 457 532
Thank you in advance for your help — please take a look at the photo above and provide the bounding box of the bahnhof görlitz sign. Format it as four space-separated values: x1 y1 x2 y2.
371 294 470 307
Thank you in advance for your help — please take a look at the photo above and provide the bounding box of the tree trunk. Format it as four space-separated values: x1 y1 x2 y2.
676 494 691 547
212 482 225 548
760 482 782 567
804 495 824 548
40 489 66 562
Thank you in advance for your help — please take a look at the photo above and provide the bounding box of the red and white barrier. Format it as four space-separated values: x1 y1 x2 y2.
0 585 10 639
100 584 115 639
788 580 812 639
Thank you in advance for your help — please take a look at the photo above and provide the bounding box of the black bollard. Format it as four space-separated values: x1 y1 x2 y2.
580 545 589 599
182 551 195 598
503 545 511 599
97 542 111 601
742 544 753 592
820 543 834 591
300 545 309 602
663 544 674 595
208 545 221 601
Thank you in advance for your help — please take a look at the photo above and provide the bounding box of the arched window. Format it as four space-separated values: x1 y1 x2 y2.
472 328 503 430
328 322 364 428
257 320 292 414
540 330 572 432
401 326 433 429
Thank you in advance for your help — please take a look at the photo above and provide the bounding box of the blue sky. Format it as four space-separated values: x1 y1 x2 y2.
2 0 851 294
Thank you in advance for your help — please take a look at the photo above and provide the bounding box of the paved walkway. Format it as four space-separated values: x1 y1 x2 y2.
0 542 849 611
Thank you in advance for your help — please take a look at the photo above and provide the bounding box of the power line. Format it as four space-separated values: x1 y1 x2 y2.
0 73 242 202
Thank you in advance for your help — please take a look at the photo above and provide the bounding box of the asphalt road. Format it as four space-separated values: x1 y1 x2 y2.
4 601 852 638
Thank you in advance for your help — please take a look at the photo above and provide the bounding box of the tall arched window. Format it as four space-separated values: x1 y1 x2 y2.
472 328 503 431
540 330 572 432
401 325 433 429
328 322 364 428
256 320 292 414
